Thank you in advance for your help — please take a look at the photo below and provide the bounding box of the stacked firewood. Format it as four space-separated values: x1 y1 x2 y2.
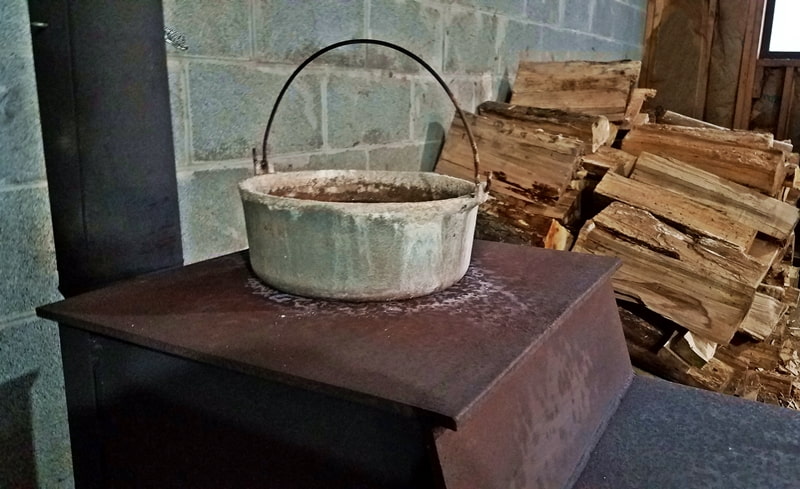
597 119 800 406
435 59 800 408
437 60 651 249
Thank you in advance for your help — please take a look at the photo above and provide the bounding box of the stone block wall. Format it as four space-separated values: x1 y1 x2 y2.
164 0 646 263
0 0 74 487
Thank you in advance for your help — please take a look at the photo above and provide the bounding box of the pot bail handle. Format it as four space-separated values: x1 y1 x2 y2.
255 39 486 188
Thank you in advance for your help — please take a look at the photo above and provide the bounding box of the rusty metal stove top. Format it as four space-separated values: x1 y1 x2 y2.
38 240 619 430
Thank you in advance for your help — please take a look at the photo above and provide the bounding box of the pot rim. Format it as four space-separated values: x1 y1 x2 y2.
239 169 488 214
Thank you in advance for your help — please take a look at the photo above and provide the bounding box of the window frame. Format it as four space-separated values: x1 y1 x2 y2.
761 0 800 59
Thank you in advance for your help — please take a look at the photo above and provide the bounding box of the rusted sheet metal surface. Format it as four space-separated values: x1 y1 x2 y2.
38 240 620 429
435 281 633 489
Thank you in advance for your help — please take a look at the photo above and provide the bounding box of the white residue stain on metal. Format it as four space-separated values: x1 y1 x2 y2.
245 259 528 320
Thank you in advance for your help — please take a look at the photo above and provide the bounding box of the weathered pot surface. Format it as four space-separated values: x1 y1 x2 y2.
239 169 487 301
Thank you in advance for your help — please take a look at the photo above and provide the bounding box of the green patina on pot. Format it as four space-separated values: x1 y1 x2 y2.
239 170 487 301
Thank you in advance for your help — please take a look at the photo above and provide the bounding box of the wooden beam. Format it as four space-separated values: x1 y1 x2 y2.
733 0 767 129
639 0 660 90
639 0 717 119
777 67 796 140
696 0 718 119
758 58 800 68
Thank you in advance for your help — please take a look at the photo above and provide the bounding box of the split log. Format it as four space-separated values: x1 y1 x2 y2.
620 88 657 129
629 113 650 127
574 215 756 343
594 172 758 251
476 194 575 250
476 101 611 153
758 284 787 302
438 161 582 226
476 210 550 246
607 124 619 145
631 152 799 242
619 302 737 393
786 265 800 288
657 110 727 130
739 292 785 340
667 331 717 367
617 304 707 389
481 188 582 228
626 123 775 151
590 202 766 288
544 219 574 250
782 188 800 207
581 147 637 179
749 238 785 271
436 113 583 205
785 287 800 308
774 140 794 153
511 60 641 121
621 123 787 195
686 358 737 392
